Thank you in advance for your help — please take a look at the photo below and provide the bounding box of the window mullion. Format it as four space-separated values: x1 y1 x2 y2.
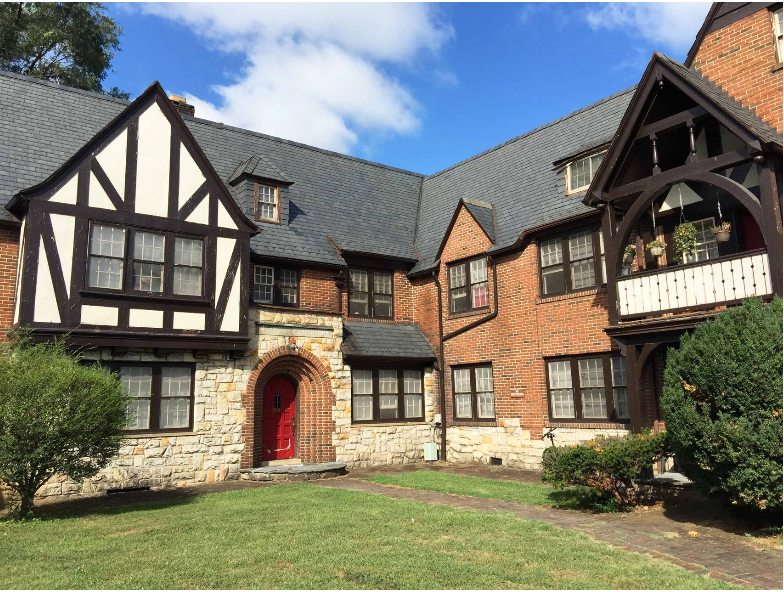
164 232 174 297
470 368 477 421
368 271 375 317
562 236 571 293
592 229 603 287
570 359 582 421
373 369 379 423
123 229 133 293
150 365 162 431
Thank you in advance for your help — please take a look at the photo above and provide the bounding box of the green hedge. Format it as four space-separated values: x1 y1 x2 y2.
661 296 783 511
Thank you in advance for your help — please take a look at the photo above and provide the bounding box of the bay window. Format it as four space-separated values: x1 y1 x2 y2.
545 353 629 422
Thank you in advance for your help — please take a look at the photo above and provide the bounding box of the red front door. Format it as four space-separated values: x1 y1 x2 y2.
262 376 296 461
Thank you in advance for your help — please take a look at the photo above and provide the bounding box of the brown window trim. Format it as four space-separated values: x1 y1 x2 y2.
447 255 489 315
538 225 605 298
348 268 394 319
451 363 496 422
104 362 196 434
87 222 205 302
253 183 281 224
252 264 300 308
351 367 425 424
544 352 629 424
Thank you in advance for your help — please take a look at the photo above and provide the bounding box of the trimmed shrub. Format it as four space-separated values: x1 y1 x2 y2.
661 296 783 511
541 430 668 508
0 335 130 518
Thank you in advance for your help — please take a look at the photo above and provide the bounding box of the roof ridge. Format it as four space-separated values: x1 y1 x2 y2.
0 69 427 180
424 85 638 181
0 69 132 106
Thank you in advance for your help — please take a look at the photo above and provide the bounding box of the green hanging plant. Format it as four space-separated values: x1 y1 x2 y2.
673 222 698 258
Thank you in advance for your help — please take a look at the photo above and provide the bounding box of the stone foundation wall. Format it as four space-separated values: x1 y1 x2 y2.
446 421 631 469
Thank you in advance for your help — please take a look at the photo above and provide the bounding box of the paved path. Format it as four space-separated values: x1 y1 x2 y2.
314 477 783 590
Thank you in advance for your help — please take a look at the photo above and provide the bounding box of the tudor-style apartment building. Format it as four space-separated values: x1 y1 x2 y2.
0 2 781 499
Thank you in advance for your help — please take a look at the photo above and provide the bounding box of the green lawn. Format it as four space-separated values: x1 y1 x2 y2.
368 471 608 510
0 484 737 589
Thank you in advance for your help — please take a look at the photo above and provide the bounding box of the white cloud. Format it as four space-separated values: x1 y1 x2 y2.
433 69 459 87
584 3 708 54
135 3 453 154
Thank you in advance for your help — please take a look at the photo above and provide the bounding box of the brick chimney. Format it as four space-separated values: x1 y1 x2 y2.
169 94 195 117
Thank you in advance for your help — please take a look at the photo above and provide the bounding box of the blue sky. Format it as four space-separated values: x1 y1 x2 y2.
104 3 709 176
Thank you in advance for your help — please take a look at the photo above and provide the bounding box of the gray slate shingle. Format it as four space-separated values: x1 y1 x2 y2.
341 321 436 360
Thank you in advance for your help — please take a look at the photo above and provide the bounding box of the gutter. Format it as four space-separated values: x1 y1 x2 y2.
433 256 500 461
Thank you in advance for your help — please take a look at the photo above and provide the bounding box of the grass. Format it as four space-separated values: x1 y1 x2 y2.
0 484 737 589
368 471 613 510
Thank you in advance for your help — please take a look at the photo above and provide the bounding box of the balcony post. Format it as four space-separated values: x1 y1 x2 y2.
757 161 783 296
625 344 643 433
601 203 619 326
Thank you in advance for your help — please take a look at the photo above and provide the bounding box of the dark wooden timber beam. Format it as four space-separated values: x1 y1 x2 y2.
606 149 751 201
635 106 708 141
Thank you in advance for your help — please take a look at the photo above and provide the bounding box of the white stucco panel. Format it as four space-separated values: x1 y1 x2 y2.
49 174 78 205
89 171 116 210
185 194 209 225
95 128 127 201
50 214 75 297
173 311 206 331
33 237 60 324
178 142 205 210
217 199 237 230
80 305 119 326
128 308 164 328
219 266 241 333
135 103 171 218
215 236 236 299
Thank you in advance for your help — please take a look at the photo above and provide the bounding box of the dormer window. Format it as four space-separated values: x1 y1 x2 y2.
567 151 606 194
254 183 279 222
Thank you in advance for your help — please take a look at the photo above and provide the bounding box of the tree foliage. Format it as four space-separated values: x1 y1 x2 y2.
0 2 129 99
0 335 129 517
661 296 783 511
541 430 668 508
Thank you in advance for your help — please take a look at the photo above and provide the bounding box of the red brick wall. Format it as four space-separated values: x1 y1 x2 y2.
299 267 339 312
412 208 621 433
692 7 783 132
0 224 21 338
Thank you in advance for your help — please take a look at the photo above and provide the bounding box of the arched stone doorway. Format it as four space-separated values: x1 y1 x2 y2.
242 343 335 468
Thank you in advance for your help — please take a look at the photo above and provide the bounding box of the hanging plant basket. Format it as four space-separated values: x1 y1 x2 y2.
623 245 636 264
673 222 698 259
646 240 666 258
711 221 731 243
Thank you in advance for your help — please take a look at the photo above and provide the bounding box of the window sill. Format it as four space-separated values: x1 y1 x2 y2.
81 290 211 307
546 421 630 430
452 420 497 427
351 421 430 427
772 64 783 73
124 431 197 438
252 302 301 311
536 286 605 305
448 306 491 320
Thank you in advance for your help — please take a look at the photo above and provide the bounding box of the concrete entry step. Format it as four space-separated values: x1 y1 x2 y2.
239 462 347 482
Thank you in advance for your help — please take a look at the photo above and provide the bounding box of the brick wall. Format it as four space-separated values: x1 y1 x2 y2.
0 224 20 337
692 7 783 132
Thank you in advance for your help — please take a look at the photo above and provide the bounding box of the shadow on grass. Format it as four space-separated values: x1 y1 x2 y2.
547 486 620 513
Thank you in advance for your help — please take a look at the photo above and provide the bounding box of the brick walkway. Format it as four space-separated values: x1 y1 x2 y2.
314 476 783 590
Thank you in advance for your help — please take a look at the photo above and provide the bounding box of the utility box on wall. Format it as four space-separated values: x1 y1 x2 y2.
424 442 439 462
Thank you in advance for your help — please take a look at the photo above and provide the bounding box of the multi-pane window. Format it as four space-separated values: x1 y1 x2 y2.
132 231 165 292
452 364 495 421
351 368 425 423
448 256 489 314
173 238 203 296
539 227 606 296
546 354 629 422
348 269 393 318
773 8 783 62
116 364 194 432
567 151 605 194
684 217 720 264
253 265 299 306
255 184 278 222
88 224 125 289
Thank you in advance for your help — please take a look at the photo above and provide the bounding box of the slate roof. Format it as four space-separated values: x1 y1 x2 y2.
410 86 637 274
658 54 783 147
463 199 495 243
228 153 291 185
341 321 436 360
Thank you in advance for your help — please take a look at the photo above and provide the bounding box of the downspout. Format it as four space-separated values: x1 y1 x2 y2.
434 256 500 461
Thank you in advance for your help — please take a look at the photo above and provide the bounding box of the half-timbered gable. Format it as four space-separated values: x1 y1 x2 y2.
7 82 257 352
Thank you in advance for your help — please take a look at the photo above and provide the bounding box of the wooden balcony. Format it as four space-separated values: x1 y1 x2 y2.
616 249 772 319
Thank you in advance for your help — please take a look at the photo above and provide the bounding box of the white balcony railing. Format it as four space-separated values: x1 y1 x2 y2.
617 250 772 318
